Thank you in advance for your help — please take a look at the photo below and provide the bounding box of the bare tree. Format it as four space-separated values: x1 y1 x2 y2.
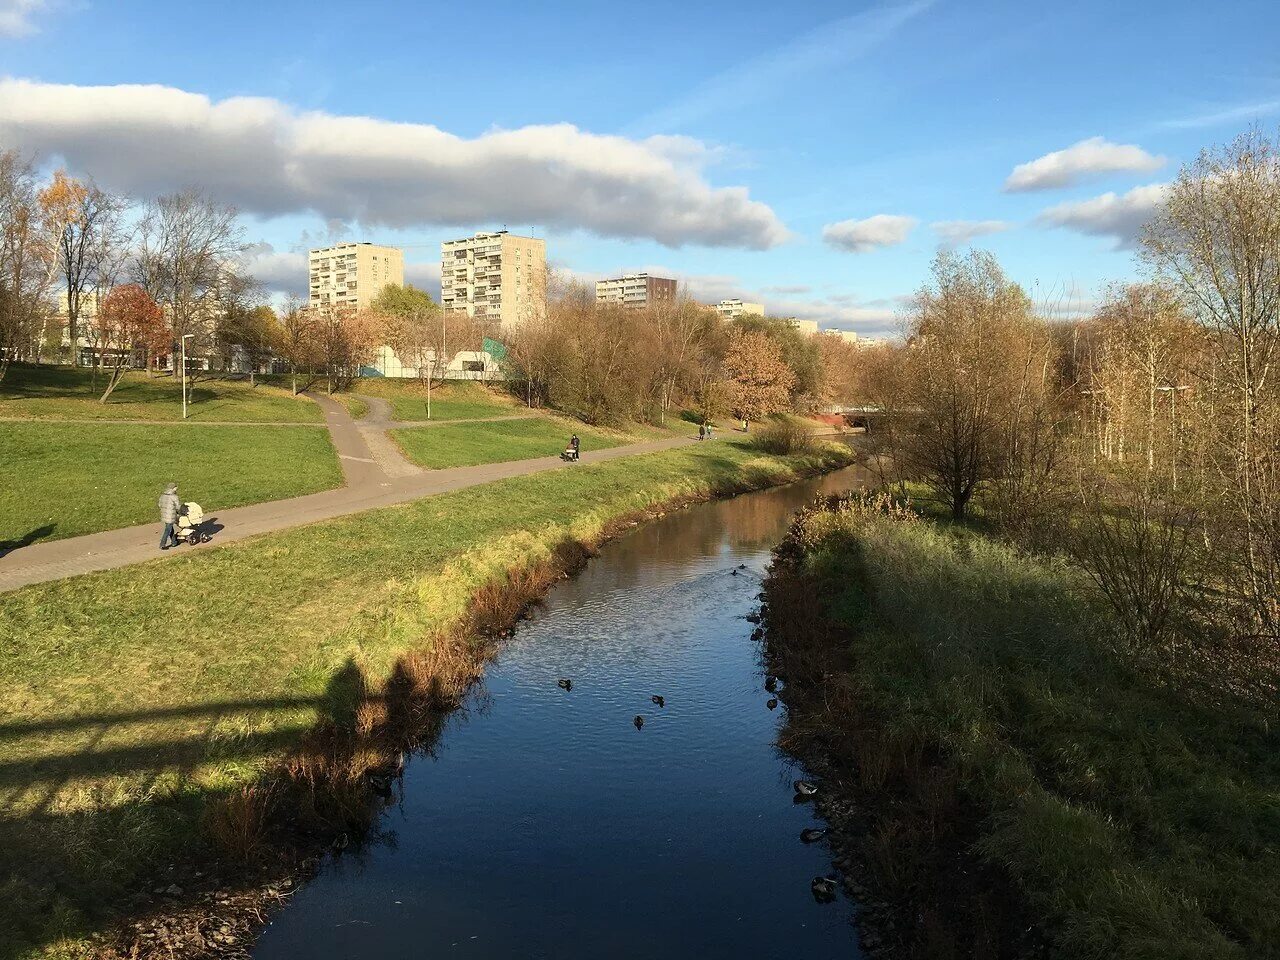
1142 127 1280 640
134 189 246 370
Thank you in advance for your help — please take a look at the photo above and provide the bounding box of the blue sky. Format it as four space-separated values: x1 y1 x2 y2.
2 0 1279 335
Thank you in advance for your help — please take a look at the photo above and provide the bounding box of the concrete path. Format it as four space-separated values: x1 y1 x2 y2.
0 394 700 593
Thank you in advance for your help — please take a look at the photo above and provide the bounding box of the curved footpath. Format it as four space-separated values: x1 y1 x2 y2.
0 393 698 594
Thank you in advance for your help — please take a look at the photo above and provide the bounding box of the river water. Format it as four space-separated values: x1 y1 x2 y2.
255 465 868 960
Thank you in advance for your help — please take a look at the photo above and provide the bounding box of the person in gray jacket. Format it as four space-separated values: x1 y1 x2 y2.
159 482 180 550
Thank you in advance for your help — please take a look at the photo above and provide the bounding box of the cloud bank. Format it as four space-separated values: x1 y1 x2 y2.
1004 137 1165 192
1037 183 1170 248
0 78 789 250
822 214 917 253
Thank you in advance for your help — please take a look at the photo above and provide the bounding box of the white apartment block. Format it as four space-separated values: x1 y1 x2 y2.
595 273 678 309
309 242 404 312
715 299 765 321
786 318 820 337
440 230 546 326
834 330 860 345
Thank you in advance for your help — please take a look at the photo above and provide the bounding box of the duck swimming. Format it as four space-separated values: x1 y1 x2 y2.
800 827 827 843
766 698 778 710
811 875 838 903
651 695 665 708
633 715 645 730
793 779 818 797
764 675 780 692
557 678 573 691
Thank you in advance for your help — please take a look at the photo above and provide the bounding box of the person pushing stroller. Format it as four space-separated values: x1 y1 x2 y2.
561 434 581 462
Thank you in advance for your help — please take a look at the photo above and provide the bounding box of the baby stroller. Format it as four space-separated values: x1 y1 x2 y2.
560 446 580 462
175 502 209 545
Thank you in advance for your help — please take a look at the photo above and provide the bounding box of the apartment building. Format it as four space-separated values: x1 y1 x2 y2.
715 299 765 321
440 230 546 326
308 242 404 312
785 318 820 337
595 273 678 309
834 330 859 345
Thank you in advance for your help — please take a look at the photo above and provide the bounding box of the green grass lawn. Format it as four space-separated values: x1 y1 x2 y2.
0 365 322 423
0 439 854 960
390 416 632 469
0 422 342 543
354 379 522 422
768 499 1280 959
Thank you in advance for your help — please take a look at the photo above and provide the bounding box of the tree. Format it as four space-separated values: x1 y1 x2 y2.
95 284 167 402
277 299 318 395
722 328 795 429
373 283 438 382
0 150 56 380
732 313 824 409
652 294 723 423
37 170 126 367
134 189 245 364
218 303 280 385
1142 128 1280 640
895 250 1047 521
317 304 379 393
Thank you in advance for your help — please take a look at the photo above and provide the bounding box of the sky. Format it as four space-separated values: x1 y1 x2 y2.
2 0 1279 337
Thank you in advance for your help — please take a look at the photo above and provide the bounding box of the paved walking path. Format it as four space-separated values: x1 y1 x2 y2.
0 394 699 593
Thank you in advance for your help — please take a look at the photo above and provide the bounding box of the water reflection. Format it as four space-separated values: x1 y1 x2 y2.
255 466 868 960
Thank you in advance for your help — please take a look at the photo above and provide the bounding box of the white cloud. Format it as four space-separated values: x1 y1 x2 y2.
822 214 917 253
0 78 789 250
0 0 45 37
930 219 1011 248
1036 183 1170 249
242 243 308 298
1004 137 1166 192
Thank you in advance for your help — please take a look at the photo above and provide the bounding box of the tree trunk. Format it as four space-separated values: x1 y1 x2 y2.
99 363 126 403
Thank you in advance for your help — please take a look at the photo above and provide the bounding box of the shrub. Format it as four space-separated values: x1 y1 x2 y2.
752 417 814 455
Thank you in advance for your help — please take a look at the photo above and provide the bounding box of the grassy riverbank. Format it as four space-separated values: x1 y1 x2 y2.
0 439 854 960
391 417 628 469
762 495 1279 959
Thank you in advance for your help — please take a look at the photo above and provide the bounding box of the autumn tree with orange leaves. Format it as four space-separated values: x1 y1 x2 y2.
722 327 795 430
96 283 167 402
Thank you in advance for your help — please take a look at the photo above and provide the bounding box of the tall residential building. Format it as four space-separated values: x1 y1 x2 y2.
715 299 765 321
308 242 404 312
595 273 678 309
785 317 820 337
834 330 859 345
440 230 546 326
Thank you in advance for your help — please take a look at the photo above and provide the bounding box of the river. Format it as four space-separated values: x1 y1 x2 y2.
254 464 868 959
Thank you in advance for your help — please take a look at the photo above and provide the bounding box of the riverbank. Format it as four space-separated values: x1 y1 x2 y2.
761 493 1279 960
0 438 855 960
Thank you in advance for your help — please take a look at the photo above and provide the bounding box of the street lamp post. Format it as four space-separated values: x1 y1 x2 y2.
181 334 195 420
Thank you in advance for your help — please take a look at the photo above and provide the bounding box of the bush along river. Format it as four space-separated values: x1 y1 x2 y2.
252 465 870 960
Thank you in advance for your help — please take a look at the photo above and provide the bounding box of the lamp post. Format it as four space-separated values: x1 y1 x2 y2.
181 334 194 420
1156 385 1190 490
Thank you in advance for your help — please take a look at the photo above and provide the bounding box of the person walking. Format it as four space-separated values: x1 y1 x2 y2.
706 422 714 440
158 482 180 550
570 434 581 461
698 423 706 441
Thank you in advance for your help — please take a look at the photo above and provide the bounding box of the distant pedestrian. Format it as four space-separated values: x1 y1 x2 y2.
706 423 714 440
698 423 706 441
158 482 180 550
570 434 581 460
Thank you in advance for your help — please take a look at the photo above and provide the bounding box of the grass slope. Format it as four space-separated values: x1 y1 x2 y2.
0 423 342 543
767 499 1279 959
0 439 854 959
354 379 521 422
0 365 322 423
391 417 627 469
